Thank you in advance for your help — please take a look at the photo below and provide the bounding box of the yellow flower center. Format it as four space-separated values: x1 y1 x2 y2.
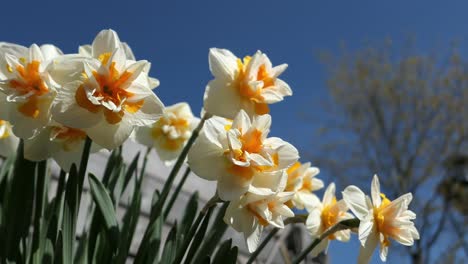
75 55 144 125
7 60 48 118
236 56 270 115
321 197 345 240
373 193 396 247
151 116 190 151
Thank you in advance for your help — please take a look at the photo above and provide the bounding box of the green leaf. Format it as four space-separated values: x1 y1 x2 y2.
115 174 142 264
102 148 123 185
159 224 178 264
211 239 232 264
62 165 79 264
112 152 140 204
226 246 238 264
53 231 63 264
3 141 37 261
88 173 119 251
74 232 88 264
179 192 199 236
31 160 49 264
182 207 214 264
0 153 15 184
43 238 54 264
134 213 163 264
163 167 191 219
189 203 228 264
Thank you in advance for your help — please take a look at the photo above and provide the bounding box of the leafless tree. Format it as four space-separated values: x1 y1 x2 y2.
313 39 468 264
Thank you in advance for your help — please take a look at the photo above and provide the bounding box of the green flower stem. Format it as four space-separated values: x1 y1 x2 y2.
140 147 152 179
77 137 93 196
247 227 279 264
163 166 191 219
149 113 211 222
292 218 360 264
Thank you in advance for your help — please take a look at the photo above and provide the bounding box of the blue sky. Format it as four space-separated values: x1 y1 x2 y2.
3 0 467 262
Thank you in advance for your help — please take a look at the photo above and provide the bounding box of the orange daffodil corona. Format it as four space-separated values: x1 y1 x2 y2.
204 48 292 119
50 29 164 150
343 175 420 263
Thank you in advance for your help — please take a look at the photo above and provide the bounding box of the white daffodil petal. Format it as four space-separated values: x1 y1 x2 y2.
323 183 336 205
208 48 238 81
342 186 370 220
40 44 63 60
246 225 262 253
204 79 242 119
92 29 121 58
218 173 250 201
357 232 379 264
85 118 134 150
187 134 226 181
306 209 322 236
358 219 375 247
125 93 164 126
371 174 381 207
23 127 56 161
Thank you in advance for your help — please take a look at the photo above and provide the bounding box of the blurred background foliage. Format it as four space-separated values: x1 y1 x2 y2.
313 38 468 263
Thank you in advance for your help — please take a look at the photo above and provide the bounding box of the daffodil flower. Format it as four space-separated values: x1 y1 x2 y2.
0 42 62 139
188 110 299 201
50 30 164 150
77 29 160 89
342 175 420 263
305 183 353 257
132 102 199 165
204 48 292 119
24 123 102 172
285 161 324 209
224 173 295 252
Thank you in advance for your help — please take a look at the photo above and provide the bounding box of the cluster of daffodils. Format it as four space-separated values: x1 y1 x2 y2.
187 48 419 262
0 31 419 262
0 29 201 170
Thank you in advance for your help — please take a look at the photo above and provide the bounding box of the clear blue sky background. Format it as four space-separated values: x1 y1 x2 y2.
2 0 467 262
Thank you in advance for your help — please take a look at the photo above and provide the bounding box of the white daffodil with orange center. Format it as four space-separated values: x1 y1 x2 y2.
204 48 292 119
50 30 164 150
305 183 353 257
0 43 62 138
24 124 102 172
132 102 199 165
77 29 160 89
342 175 419 263
0 119 19 157
188 110 299 201
284 161 324 209
224 173 295 252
